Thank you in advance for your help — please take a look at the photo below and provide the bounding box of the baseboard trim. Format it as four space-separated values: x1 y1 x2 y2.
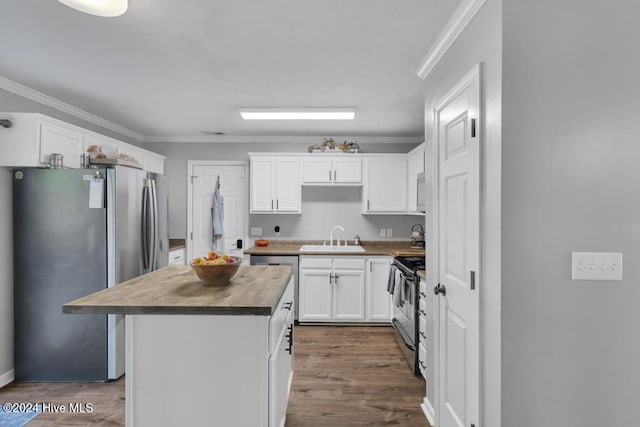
0 369 15 388
421 397 436 426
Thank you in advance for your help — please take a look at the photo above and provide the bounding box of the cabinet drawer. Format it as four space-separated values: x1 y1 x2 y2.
168 248 185 265
419 314 427 343
419 297 427 317
418 342 427 376
270 277 294 352
333 258 365 270
419 278 427 295
300 257 332 269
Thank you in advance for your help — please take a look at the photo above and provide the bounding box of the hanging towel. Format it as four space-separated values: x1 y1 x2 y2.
393 269 404 307
211 176 225 251
387 264 398 294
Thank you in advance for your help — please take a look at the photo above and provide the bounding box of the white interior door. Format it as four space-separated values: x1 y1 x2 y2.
436 65 480 427
191 164 246 259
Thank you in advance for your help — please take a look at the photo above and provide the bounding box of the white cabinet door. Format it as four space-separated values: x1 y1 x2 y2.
332 269 365 321
298 269 332 321
302 158 332 183
251 158 275 212
144 152 165 174
168 248 186 265
269 309 293 427
39 122 83 168
408 144 425 212
275 159 300 212
333 158 362 183
365 158 408 212
366 257 391 321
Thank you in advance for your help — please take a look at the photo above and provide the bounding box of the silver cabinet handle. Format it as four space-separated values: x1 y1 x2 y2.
367 200 370 210
420 292 427 298
419 361 426 369
419 309 427 316
277 199 279 210
271 200 274 210
333 170 336 180
420 331 426 339
329 170 332 181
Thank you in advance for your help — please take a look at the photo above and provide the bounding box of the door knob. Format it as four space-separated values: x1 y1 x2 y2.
434 283 446 296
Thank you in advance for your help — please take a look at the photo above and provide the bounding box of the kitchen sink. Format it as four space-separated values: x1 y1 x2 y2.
299 244 366 253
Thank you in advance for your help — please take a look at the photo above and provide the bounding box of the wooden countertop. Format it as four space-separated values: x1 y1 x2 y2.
244 240 426 257
63 265 293 316
169 239 186 251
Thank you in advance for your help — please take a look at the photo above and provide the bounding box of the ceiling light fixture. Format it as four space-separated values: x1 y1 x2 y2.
239 108 355 120
58 0 128 17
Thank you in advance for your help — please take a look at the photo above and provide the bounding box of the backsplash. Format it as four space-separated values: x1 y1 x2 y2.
250 186 422 241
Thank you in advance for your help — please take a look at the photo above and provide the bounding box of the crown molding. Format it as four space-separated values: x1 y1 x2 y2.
143 135 423 144
416 0 487 79
0 75 144 141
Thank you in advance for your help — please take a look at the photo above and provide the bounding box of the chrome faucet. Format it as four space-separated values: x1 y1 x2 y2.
329 225 345 247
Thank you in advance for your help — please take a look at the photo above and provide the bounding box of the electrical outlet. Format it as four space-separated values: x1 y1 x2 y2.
379 228 387 237
250 227 263 236
274 225 280 237
571 252 623 280
386 228 393 238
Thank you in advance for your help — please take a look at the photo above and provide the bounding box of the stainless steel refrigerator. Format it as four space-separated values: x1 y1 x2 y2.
13 166 168 381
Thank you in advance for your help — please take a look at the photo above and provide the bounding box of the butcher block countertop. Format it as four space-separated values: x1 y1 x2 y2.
63 265 293 316
244 240 426 257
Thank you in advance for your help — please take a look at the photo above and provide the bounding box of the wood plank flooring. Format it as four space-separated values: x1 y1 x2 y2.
0 325 429 426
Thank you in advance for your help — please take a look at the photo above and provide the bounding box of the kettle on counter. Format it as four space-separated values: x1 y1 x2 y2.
410 224 425 248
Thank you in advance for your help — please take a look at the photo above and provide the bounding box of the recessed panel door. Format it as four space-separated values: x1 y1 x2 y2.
192 164 246 257
436 66 480 427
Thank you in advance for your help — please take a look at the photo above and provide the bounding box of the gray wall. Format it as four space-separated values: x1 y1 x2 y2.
502 1 639 426
0 87 145 383
0 168 13 383
422 0 502 425
149 142 420 240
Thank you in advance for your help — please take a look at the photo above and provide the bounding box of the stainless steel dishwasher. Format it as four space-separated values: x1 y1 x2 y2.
249 255 299 320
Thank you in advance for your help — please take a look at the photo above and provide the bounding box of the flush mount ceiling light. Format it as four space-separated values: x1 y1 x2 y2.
58 0 128 17
239 108 355 120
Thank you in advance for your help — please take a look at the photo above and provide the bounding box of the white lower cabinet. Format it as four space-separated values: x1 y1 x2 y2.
365 257 392 322
168 248 185 265
299 256 390 323
299 257 364 322
126 277 294 427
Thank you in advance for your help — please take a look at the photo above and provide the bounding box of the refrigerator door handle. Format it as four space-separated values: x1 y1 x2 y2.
141 183 149 271
150 179 159 271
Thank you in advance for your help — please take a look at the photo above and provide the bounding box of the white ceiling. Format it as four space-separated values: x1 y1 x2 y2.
0 0 460 142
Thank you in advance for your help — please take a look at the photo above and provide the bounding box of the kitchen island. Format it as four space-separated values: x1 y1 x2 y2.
64 265 294 427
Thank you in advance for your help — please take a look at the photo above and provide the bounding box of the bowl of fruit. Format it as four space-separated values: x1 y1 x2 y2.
190 251 242 286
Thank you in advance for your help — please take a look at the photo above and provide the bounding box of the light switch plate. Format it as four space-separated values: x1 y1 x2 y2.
250 227 263 236
386 228 393 238
571 252 623 280
379 228 387 237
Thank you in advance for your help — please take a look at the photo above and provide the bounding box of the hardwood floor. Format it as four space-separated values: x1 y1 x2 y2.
286 326 429 427
0 325 428 426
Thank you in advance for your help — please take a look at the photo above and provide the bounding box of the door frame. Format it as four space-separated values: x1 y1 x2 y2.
432 62 482 426
186 160 249 261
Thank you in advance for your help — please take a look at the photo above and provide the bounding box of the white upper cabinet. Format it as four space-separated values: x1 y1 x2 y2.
0 113 165 173
363 158 408 212
407 142 426 212
302 157 361 185
275 158 301 212
250 156 301 214
39 121 84 169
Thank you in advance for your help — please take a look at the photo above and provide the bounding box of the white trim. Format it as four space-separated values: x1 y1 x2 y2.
434 64 481 112
416 0 487 79
0 369 14 388
144 135 422 144
421 398 436 426
0 75 144 141
186 160 249 262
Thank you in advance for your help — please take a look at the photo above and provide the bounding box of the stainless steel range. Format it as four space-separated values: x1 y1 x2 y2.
390 255 425 377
